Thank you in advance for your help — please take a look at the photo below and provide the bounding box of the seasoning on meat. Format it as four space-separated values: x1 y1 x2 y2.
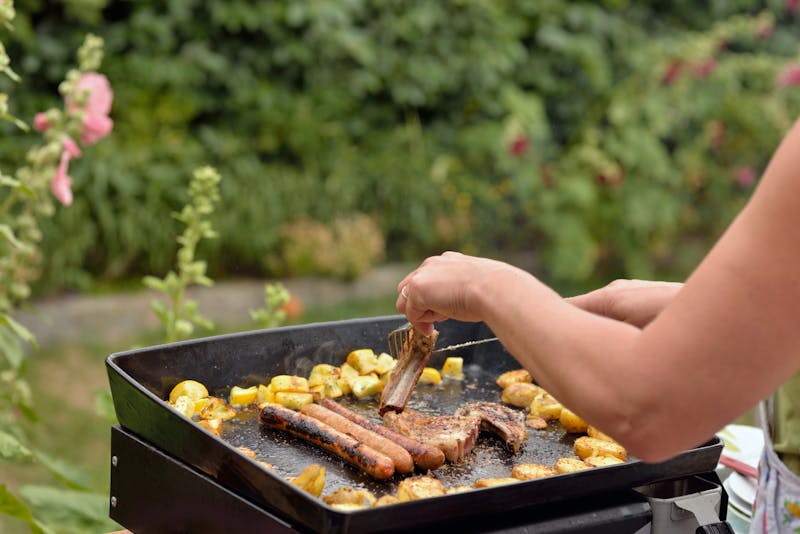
454 401 529 454
379 327 439 415
383 407 481 463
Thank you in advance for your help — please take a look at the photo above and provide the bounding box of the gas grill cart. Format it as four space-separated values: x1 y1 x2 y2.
107 316 736 534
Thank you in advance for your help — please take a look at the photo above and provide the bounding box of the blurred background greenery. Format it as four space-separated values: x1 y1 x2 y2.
1 0 799 532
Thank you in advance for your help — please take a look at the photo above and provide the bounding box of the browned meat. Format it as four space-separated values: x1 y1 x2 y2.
379 327 438 416
319 398 445 471
455 401 529 454
259 403 395 480
383 408 481 463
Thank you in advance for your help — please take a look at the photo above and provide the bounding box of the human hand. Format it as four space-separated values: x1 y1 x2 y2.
566 279 683 328
396 252 523 336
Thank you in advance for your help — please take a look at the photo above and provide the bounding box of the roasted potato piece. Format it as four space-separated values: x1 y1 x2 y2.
573 436 628 461
397 476 446 501
587 426 618 443
375 352 397 375
496 369 532 389
555 457 592 474
229 385 258 406
274 391 314 410
418 367 442 385
199 397 237 421
171 395 195 418
474 477 524 488
501 382 540 408
348 374 382 399
375 495 400 507
308 364 340 385
441 357 464 380
256 384 275 406
559 407 588 434
529 391 563 421
289 464 326 497
446 485 474 494
197 418 222 436
584 455 625 468
346 348 379 375
323 487 377 507
511 463 557 480
526 415 548 430
169 379 209 404
270 375 310 393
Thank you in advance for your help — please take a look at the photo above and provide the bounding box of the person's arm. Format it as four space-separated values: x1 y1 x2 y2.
398 118 800 462
567 279 683 328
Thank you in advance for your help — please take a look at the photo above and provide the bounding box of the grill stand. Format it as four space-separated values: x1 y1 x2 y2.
109 425 732 534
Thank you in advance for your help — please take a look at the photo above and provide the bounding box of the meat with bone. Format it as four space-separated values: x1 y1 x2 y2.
379 327 438 416
259 403 395 480
383 408 481 463
454 401 528 454
319 398 445 471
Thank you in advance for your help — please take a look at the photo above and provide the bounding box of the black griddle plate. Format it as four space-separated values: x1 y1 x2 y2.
106 316 723 534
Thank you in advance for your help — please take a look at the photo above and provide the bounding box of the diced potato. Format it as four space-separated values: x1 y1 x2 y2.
309 383 326 402
323 487 377 507
193 397 212 413
199 397 237 421
418 367 442 385
197 418 222 437
496 369 532 389
587 426 618 444
169 379 209 404
511 463 557 480
526 415 548 430
529 391 563 421
274 391 314 410
270 375 309 393
229 385 258 406
256 384 275 406
337 377 352 396
171 395 195 418
346 348 379 375
559 407 589 434
445 486 474 495
374 352 396 375
375 495 400 506
308 364 341 385
441 357 464 380
554 457 591 474
349 375 382 399
339 363 360 383
573 436 628 461
397 476 446 501
290 464 326 497
584 455 625 468
474 477 523 488
501 382 540 408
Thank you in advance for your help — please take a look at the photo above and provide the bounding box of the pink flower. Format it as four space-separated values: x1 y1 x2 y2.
734 166 756 189
509 135 530 157
62 137 81 159
777 64 800 88
787 0 800 13
33 112 51 132
51 150 74 206
661 60 683 85
66 72 114 146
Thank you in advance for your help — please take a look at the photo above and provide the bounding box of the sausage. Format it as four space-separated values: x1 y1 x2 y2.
302 403 415 474
259 403 395 480
320 398 445 471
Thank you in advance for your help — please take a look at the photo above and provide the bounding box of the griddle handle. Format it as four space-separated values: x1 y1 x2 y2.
696 522 736 534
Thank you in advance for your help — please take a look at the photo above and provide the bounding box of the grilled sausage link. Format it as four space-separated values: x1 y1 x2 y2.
302 403 414 474
259 403 395 480
320 398 445 471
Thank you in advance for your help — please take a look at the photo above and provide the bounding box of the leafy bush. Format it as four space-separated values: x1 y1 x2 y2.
0 0 797 291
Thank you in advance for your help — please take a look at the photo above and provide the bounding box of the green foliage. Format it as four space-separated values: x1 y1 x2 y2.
0 1 797 292
144 166 220 342
250 283 290 329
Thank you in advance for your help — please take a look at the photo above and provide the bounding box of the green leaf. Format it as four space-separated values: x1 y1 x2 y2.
0 485 47 534
0 314 38 349
19 485 116 533
0 224 23 249
0 429 33 461
142 275 166 291
33 450 92 490
93 388 118 424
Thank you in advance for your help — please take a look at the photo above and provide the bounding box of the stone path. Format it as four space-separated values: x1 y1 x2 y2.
16 263 415 347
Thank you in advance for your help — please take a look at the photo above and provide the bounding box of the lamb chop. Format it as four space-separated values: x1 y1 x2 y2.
383 408 481 463
379 326 438 415
455 401 529 454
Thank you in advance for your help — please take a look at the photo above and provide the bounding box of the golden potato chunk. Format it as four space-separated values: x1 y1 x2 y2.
587 426 618 443
199 397 237 421
375 495 400 507
474 477 524 488
555 457 592 474
559 407 588 434
526 415 548 430
418 367 442 384
445 485 474 495
375 352 397 375
197 418 222 437
511 463 557 480
274 391 314 410
256 384 275 406
346 348 379 375
584 455 625 468
496 369 532 389
348 374 382 399
573 436 628 461
397 476 446 501
290 464 326 497
529 391 563 421
441 357 465 380
270 375 309 393
501 382 540 408
323 487 377 507
229 385 258 406
169 379 208 404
